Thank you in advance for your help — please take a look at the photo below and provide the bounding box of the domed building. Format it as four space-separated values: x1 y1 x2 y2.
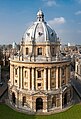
8 10 73 113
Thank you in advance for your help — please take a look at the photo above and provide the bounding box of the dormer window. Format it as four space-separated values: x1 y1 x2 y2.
51 32 53 36
38 48 42 55
26 48 28 55
27 33 30 36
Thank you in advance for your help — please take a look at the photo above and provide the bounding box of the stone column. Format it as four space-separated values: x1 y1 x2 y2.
32 68 35 90
60 93 62 109
18 66 20 88
28 68 30 90
56 67 58 89
48 68 51 90
36 69 38 90
44 68 47 90
20 67 23 89
66 66 68 84
60 67 62 88
0 65 1 82
10 65 14 85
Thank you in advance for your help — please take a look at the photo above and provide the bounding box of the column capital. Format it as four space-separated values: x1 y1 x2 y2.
56 66 60 68
44 67 48 69
32 67 35 69
48 67 51 69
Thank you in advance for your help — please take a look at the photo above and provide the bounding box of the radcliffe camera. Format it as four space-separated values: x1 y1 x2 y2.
0 1 81 119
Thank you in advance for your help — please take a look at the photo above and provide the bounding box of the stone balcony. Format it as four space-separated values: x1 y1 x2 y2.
10 54 71 63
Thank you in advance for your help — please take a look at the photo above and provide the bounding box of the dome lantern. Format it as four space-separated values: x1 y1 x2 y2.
37 9 44 22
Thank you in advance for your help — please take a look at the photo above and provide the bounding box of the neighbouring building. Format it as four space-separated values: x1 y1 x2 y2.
75 55 81 80
8 10 73 113
0 65 1 82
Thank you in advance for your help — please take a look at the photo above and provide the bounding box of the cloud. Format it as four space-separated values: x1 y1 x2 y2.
77 30 81 33
46 0 57 7
48 17 66 26
42 0 57 7
78 0 81 3
75 10 81 15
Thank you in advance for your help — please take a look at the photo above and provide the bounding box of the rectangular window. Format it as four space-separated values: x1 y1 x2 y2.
15 68 17 75
38 83 41 87
22 96 26 106
62 68 65 76
52 48 55 56
51 71 56 78
15 80 17 83
62 80 64 84
25 71 27 78
77 65 78 73
26 48 28 55
38 70 41 78
38 48 42 55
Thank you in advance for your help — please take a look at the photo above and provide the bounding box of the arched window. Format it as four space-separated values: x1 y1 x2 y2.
12 92 16 104
26 47 28 55
36 98 43 111
37 48 42 55
22 96 26 106
52 96 56 107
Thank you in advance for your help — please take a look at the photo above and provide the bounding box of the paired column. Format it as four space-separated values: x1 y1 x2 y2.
28 68 31 90
48 68 51 90
60 93 62 109
44 68 47 90
60 67 62 88
32 68 35 90
56 67 58 89
20 67 23 89
10 65 14 85
18 66 20 88
66 66 68 84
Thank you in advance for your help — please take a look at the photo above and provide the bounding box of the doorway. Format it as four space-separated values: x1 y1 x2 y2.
12 92 16 104
36 98 43 111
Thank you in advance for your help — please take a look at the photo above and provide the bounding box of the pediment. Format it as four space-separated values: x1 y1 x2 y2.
31 90 48 96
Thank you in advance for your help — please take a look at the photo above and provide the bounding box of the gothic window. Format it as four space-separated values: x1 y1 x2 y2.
38 70 41 78
26 47 28 55
37 48 42 55
22 96 26 106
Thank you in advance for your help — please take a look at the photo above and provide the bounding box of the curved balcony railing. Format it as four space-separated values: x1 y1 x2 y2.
10 54 71 63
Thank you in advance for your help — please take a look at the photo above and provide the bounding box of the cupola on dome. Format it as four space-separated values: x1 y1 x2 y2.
23 10 58 43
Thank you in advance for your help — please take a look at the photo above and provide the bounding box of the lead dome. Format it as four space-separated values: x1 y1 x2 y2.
23 10 58 43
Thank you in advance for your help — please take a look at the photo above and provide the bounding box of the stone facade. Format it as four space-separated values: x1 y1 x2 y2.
8 10 73 113
75 56 81 80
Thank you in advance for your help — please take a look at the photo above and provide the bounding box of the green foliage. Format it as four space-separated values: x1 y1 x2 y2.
0 104 81 119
